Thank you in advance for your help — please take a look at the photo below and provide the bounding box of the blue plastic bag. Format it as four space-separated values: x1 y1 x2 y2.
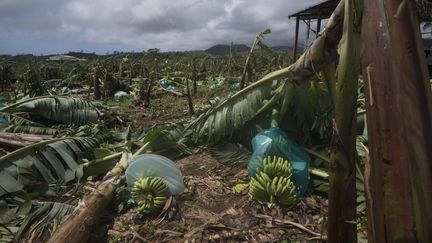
247 127 310 198
160 80 170 88
229 81 240 90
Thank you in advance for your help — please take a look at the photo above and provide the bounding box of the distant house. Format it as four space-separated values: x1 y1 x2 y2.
47 55 87 62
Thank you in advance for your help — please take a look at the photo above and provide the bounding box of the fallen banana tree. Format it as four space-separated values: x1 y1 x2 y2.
47 123 192 242
0 132 52 149
0 136 101 197
0 96 100 125
47 150 132 243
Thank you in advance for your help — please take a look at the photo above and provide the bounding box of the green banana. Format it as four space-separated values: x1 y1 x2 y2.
249 173 271 202
232 183 250 193
249 156 297 207
262 156 293 179
131 177 169 215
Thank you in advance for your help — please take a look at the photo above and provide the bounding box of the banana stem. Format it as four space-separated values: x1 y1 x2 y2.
82 152 123 168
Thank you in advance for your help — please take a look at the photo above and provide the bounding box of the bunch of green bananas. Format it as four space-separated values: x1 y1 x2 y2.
249 171 272 202
131 177 169 215
263 156 293 178
273 135 289 148
249 156 296 207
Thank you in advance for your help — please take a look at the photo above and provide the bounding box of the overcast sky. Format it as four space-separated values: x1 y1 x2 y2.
0 0 323 55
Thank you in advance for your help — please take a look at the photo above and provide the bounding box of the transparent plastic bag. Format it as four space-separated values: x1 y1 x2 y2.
125 154 185 195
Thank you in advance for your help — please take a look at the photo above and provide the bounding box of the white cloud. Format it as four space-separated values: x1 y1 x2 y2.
0 0 323 54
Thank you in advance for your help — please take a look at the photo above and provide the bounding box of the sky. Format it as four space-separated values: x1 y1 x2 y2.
0 0 323 55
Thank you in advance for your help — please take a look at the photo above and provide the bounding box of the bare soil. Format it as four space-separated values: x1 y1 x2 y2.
91 151 329 243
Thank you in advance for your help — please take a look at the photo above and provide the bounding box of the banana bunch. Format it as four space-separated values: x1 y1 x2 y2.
249 171 272 202
131 177 169 215
268 176 296 206
263 156 293 178
273 135 289 148
249 156 296 207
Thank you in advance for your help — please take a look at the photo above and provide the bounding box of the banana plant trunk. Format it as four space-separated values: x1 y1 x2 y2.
186 77 194 115
328 0 362 242
145 79 152 107
47 152 129 243
361 0 432 242
93 67 101 100
0 132 52 149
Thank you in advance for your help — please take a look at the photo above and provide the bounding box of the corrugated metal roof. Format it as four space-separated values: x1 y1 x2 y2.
288 0 338 20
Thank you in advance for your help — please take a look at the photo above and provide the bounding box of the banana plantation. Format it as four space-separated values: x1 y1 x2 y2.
1 0 431 242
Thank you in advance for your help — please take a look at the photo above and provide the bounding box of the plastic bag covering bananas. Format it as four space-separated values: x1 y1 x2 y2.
249 156 296 207
125 154 185 195
131 177 169 215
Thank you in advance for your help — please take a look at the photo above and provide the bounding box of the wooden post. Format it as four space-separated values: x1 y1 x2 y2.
305 19 311 51
317 13 322 37
293 16 300 62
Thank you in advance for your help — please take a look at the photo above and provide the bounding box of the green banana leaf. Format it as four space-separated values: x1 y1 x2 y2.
0 137 100 196
0 96 100 126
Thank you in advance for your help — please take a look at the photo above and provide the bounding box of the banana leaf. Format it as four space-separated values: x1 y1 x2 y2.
0 96 100 126
0 137 100 196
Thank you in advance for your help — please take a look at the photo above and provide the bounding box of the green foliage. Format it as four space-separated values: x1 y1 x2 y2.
0 96 100 126
187 78 275 144
209 142 251 167
140 123 196 159
0 137 100 196
2 125 58 135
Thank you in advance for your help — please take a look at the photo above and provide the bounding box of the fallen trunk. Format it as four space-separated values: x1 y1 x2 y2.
47 152 130 243
47 139 151 243
159 85 184 97
0 132 52 149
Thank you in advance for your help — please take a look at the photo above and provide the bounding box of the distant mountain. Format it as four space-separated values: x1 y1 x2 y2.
205 44 295 55
66 51 99 59
205 44 250 55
